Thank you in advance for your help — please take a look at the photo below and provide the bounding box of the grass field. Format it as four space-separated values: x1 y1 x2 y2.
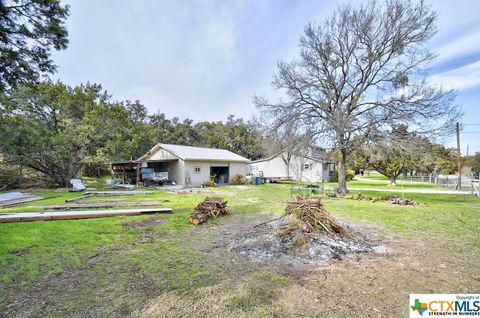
0 182 479 317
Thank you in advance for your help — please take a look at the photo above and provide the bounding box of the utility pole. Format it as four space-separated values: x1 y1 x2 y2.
456 122 462 190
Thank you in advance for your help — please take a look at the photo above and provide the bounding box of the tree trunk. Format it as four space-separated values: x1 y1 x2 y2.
389 176 397 186
286 159 290 178
338 149 348 195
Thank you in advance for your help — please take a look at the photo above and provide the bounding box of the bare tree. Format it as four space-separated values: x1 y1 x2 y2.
255 0 460 195
261 119 313 178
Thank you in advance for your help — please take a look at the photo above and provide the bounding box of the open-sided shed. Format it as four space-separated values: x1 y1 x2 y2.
110 144 249 186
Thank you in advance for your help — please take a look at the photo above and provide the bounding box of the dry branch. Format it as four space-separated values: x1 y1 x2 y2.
284 197 349 237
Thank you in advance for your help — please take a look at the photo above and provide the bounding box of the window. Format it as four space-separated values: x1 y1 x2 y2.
303 163 310 170
194 166 201 174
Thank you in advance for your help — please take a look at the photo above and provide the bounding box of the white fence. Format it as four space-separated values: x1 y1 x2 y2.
398 174 479 196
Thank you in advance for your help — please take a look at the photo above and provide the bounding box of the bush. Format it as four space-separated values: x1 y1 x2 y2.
204 180 217 187
346 169 356 181
230 174 245 185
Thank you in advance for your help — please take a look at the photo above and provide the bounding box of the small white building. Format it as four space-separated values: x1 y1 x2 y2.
248 149 335 182
136 143 249 186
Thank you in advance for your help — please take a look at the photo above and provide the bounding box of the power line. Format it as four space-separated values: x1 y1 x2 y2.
462 131 480 134
463 124 480 126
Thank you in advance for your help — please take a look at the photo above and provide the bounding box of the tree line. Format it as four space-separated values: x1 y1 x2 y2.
0 81 264 186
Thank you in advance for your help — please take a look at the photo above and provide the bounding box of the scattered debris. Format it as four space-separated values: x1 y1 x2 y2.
387 196 419 206
349 193 421 206
69 179 86 192
188 197 229 225
0 208 173 223
106 179 135 190
0 192 44 207
349 193 388 202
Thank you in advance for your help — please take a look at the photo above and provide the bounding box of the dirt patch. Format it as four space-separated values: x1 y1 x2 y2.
1 247 159 318
124 216 165 230
8 247 31 257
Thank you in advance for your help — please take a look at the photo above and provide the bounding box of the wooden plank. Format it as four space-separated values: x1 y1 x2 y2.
44 201 168 210
0 196 44 207
65 193 94 203
0 208 173 223
64 190 153 203
84 191 153 195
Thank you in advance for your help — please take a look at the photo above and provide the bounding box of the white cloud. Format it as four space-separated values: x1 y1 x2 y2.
429 60 480 91
432 28 480 66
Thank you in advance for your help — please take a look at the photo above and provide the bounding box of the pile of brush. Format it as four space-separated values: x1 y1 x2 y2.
283 197 349 237
349 193 388 202
188 197 229 225
387 196 419 206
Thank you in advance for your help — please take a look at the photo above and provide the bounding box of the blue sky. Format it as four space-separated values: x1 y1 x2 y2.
52 0 480 154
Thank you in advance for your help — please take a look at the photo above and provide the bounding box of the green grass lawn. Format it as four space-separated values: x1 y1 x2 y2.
0 183 479 316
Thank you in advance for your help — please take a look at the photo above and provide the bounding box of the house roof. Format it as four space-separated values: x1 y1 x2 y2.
139 143 250 162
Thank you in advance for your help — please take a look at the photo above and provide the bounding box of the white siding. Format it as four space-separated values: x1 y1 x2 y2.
184 161 211 186
171 159 185 185
229 162 248 180
184 161 247 186
248 154 333 182
144 148 178 161
249 156 289 178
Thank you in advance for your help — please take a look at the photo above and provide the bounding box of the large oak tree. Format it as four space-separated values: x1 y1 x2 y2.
256 0 460 195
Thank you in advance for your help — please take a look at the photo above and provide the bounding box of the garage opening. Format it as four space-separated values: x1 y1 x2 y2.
210 166 229 184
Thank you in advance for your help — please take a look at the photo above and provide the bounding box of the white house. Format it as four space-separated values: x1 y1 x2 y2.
248 148 335 182
110 143 249 187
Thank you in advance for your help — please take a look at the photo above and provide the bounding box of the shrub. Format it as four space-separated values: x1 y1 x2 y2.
346 169 356 181
204 180 217 187
230 174 245 185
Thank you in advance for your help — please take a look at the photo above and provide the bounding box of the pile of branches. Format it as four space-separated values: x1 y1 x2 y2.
188 197 229 225
284 197 349 237
387 197 419 206
349 193 388 202
350 193 420 206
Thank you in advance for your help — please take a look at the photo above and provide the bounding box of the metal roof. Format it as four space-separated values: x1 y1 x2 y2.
141 143 250 162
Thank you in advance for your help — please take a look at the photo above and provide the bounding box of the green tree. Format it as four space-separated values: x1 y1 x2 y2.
355 126 416 186
0 0 70 92
464 152 480 172
0 81 120 186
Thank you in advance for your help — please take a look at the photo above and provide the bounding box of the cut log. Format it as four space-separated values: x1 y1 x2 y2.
188 197 228 225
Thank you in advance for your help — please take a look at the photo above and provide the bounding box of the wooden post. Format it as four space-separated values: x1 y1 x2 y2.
456 122 462 190
136 162 140 187
122 165 126 184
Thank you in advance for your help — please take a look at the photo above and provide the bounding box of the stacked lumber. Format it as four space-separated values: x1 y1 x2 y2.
188 197 229 225
285 196 349 237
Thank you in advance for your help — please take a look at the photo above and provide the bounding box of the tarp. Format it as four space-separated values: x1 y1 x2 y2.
70 179 86 191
